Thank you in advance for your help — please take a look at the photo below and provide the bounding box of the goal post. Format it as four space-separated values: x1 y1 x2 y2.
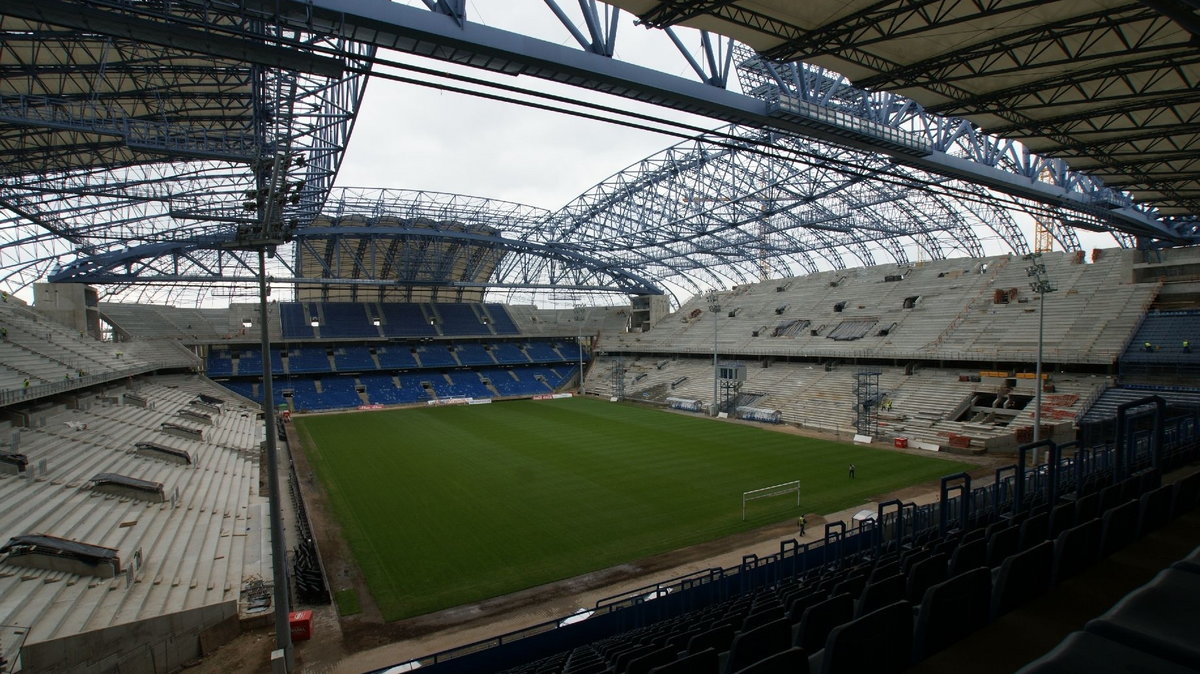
742 480 800 520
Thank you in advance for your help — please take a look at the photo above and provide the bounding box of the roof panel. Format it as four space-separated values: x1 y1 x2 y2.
612 0 1200 217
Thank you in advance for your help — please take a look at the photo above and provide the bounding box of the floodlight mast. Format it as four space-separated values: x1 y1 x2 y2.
574 305 586 395
222 148 301 671
706 290 720 417
1025 253 1056 467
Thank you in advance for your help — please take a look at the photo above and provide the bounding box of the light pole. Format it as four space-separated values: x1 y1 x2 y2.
574 305 586 395
1025 253 1056 454
232 148 302 671
706 290 720 416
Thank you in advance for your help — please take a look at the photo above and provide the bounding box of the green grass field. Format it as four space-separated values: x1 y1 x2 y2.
295 397 972 621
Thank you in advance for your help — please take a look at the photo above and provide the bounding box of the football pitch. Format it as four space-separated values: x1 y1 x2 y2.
294 397 972 621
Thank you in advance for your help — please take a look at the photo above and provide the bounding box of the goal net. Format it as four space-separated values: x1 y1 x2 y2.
742 480 800 520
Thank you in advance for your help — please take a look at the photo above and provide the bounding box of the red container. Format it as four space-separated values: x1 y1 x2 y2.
289 610 313 641
894 437 909 448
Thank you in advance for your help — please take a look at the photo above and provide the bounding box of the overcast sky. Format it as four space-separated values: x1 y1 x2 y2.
335 1 727 211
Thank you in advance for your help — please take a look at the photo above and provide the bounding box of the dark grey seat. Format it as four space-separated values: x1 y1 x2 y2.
991 540 1054 619
912 567 991 663
1051 518 1101 585
1084 568 1200 670
814 601 912 674
1016 630 1198 674
732 647 809 674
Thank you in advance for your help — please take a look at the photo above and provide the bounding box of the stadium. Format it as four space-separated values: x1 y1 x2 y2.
1 2 1199 674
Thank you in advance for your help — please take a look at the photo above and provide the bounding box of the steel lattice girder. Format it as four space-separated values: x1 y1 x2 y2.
0 0 372 296
616 0 1200 218
528 122 1032 301
48 188 665 297
269 0 1193 240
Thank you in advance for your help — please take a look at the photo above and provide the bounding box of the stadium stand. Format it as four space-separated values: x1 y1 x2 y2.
1119 310 1200 376
319 303 380 339
601 251 1156 365
332 345 377 372
376 345 420 369
280 302 317 339
378 303 439 337
0 376 269 672
484 304 521 335
433 303 491 335
453 342 496 366
286 346 332 374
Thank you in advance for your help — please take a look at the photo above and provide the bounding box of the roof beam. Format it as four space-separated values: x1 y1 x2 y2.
0 0 345 78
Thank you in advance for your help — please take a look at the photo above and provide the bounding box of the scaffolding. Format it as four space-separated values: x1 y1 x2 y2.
610 357 625 400
855 371 881 437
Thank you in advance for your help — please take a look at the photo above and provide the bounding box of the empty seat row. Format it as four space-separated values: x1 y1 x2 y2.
486 468 1200 674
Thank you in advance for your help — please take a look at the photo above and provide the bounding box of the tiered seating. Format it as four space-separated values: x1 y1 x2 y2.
484 304 520 335
437 373 493 399
0 302 159 392
434 303 490 336
319 303 379 338
286 379 322 410
600 250 1156 365
286 347 330 374
360 374 429 405
415 344 457 368
376 345 419 369
0 376 267 671
453 343 495 366
1120 310 1200 369
206 348 234 376
1080 387 1200 425
379 303 437 337
317 377 362 408
280 302 315 339
525 341 569 363
587 356 1102 446
332 346 376 371
491 343 529 364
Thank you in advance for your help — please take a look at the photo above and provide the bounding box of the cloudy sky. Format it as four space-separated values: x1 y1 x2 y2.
335 1 728 211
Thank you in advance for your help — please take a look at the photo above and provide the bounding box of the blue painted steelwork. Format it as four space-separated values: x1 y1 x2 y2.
0 0 373 303
4 0 1196 306
280 0 1193 241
